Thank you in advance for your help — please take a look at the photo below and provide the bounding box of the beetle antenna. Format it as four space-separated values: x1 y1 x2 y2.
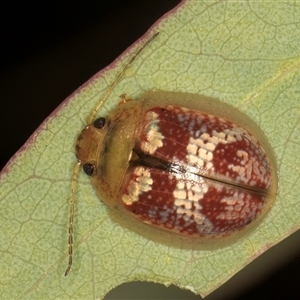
87 32 159 124
65 32 159 276
65 162 81 276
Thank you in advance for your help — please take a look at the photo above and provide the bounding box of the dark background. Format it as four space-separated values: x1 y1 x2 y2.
1 1 300 299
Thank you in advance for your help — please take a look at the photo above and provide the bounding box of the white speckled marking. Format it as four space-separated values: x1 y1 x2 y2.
172 180 213 233
186 127 242 169
184 123 268 188
122 167 153 205
141 111 164 155
217 191 258 222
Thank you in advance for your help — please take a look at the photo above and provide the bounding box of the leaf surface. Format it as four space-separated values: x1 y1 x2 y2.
1 0 300 298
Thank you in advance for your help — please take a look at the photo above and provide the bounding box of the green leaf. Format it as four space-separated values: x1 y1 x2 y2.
1 0 300 298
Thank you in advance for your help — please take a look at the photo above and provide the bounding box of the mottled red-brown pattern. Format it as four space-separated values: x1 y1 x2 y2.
122 106 272 236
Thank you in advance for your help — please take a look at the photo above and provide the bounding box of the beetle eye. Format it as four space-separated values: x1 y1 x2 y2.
93 117 106 129
83 163 95 176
